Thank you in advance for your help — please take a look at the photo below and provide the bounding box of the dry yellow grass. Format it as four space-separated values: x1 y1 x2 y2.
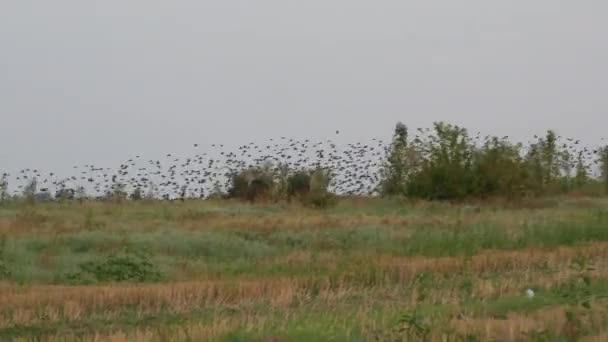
0 197 590 236
13 303 608 342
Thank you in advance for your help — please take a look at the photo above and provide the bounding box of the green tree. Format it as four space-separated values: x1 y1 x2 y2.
407 122 474 200
130 187 143 201
471 137 526 198
524 131 562 195
380 122 410 196
599 146 608 194
228 163 276 202
23 178 37 203
574 151 588 189
0 174 8 203
110 182 128 201
541 130 560 185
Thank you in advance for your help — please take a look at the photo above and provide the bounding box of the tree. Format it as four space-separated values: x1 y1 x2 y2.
407 122 474 200
471 137 526 198
574 151 588 189
56 186 75 201
228 163 276 202
541 130 560 184
599 146 608 194
523 131 562 195
0 174 8 202
130 187 143 201
145 182 158 199
111 182 128 201
559 149 573 192
34 190 53 202
76 186 87 202
380 122 410 196
23 178 37 203
287 171 311 199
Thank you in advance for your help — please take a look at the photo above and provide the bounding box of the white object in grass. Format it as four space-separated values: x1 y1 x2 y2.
525 289 535 298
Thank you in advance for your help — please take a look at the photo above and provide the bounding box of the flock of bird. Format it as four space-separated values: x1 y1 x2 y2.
0 131 605 200
1 134 390 199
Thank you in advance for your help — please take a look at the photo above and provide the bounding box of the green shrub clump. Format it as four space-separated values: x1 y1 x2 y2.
65 250 162 284
380 121 603 200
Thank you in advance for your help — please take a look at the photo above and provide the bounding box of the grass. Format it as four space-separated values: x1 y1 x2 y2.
1 196 608 340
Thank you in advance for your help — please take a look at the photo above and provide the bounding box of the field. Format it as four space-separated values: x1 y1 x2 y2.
2 197 608 341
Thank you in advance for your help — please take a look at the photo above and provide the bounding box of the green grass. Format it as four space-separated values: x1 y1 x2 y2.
2 206 608 283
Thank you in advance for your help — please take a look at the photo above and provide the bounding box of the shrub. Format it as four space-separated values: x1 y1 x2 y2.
407 122 475 200
380 122 411 196
574 151 589 189
130 187 143 201
397 309 431 340
228 164 276 202
23 178 38 204
227 163 335 206
470 137 526 198
600 146 608 195
303 168 336 208
0 174 9 203
287 171 311 199
379 122 600 200
110 182 128 201
523 131 562 195
65 249 162 283
55 187 76 201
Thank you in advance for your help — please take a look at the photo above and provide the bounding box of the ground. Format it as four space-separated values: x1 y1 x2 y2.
1 197 608 341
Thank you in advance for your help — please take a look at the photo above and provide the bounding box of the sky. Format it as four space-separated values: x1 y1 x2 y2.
1 0 607 175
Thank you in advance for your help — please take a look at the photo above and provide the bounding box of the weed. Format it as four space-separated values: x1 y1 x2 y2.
65 249 162 283
397 309 431 340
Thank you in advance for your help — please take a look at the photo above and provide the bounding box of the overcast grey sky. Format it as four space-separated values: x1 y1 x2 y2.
1 1 607 174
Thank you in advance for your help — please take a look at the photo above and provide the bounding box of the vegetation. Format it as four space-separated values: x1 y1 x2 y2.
1 123 608 341
0 197 608 340
600 146 608 193
380 122 607 200
227 163 334 207
0 174 8 203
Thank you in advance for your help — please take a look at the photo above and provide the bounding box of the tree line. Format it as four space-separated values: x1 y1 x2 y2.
2 122 607 205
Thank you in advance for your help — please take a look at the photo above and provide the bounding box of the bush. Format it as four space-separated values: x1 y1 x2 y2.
55 187 76 201
380 121 600 200
303 168 336 208
600 146 608 195
65 250 162 283
227 163 335 207
23 178 38 204
287 171 311 199
407 122 474 200
228 165 276 202
0 174 8 203
379 122 410 196
130 187 143 201
470 137 526 198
